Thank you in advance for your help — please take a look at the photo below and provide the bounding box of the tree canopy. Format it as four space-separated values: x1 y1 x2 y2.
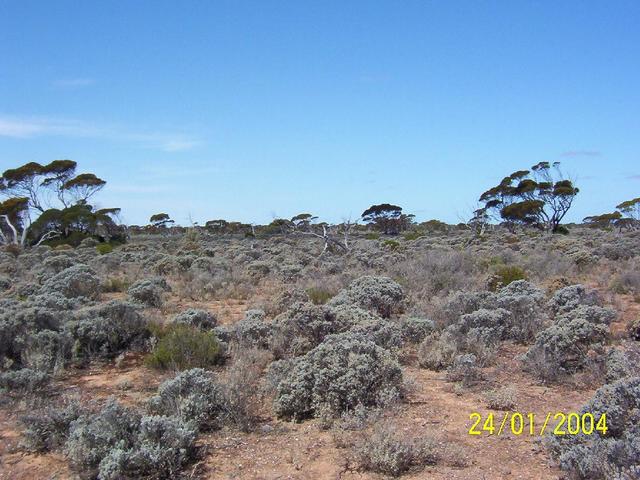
477 162 579 232
0 160 120 247
361 203 413 234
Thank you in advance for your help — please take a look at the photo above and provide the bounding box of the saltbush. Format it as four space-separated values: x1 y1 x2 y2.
328 275 404 318
127 277 170 307
65 301 149 363
148 368 227 430
20 399 84 452
546 376 640 479
173 308 217 330
0 368 50 395
42 264 100 299
354 423 438 476
522 318 609 382
548 284 601 316
272 333 404 420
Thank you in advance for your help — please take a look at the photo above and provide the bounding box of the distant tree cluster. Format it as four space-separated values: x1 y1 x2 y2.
583 197 640 231
0 160 123 247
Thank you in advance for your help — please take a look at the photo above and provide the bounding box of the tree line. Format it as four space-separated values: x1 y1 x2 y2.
1 159 638 249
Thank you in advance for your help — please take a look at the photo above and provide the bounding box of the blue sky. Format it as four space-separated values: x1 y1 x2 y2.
1 1 639 226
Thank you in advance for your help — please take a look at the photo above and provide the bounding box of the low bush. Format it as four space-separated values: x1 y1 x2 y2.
522 318 609 383
173 308 217 330
445 353 483 387
127 277 171 307
546 376 640 479
0 368 50 396
96 243 114 255
306 287 334 305
65 301 149 363
399 317 435 343
484 385 518 411
272 333 404 420
328 275 404 318
42 264 100 299
145 324 223 370
65 399 197 480
488 265 527 291
148 368 227 430
417 332 458 371
20 398 84 452
353 423 439 476
548 284 601 316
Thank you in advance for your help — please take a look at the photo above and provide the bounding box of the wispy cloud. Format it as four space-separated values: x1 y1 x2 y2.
0 114 202 152
626 174 640 180
561 150 601 157
53 78 95 88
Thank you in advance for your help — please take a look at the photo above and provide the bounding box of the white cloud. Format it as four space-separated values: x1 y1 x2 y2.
0 114 202 152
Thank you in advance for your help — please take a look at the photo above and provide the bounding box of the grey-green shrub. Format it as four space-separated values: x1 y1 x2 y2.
42 264 100 299
0 368 50 395
354 423 439 476
147 368 227 430
328 275 404 318
522 318 609 382
272 333 404 420
20 399 84 452
127 277 170 307
173 308 217 330
546 376 640 479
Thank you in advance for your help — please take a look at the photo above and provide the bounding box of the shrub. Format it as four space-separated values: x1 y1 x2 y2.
42 264 100 299
605 349 635 383
456 308 513 344
65 399 197 480
522 318 609 382
21 329 72 373
556 305 617 326
127 277 170 307
20 399 84 452
402 231 424 241
484 385 518 410
271 302 342 356
417 332 457 371
399 317 435 343
233 311 272 350
328 276 404 318
364 232 380 240
494 280 547 343
97 415 196 480
145 324 223 370
548 284 601 316
0 368 50 396
382 239 401 251
306 287 333 305
147 368 227 431
222 348 270 432
353 423 438 476
272 333 404 420
546 376 640 479
445 353 483 387
65 301 149 363
488 265 527 291
96 243 113 255
102 277 130 293
173 308 217 330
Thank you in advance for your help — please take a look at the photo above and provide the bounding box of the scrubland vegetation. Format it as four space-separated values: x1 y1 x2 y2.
1 160 640 479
